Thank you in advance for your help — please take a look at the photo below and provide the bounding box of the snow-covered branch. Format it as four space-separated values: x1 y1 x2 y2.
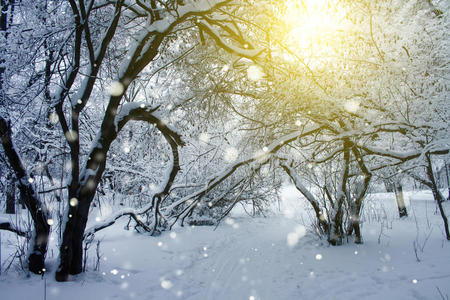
197 19 263 59
84 103 184 237
359 145 449 162
0 218 28 238
165 126 322 214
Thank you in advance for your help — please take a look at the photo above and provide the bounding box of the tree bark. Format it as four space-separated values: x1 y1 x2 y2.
0 116 50 274
445 162 450 201
425 154 450 240
6 173 15 214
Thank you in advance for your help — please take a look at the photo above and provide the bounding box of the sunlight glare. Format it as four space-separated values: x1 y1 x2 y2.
277 0 350 64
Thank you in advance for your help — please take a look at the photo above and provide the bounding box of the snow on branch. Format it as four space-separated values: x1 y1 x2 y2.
84 207 152 240
115 103 183 146
279 162 317 204
359 145 449 161
278 159 329 231
197 19 263 59
71 0 123 109
0 218 28 238
84 103 184 237
165 126 322 214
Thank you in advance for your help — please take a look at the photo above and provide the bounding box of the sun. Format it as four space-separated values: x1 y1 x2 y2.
274 0 351 65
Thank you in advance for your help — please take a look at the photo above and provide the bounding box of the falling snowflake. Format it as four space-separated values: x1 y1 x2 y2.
224 147 239 162
110 269 119 275
64 161 72 172
160 279 173 289
315 254 323 260
108 81 124 96
65 130 78 142
287 232 300 247
247 65 265 81
286 225 306 248
344 99 360 113
225 217 234 225
69 198 78 207
49 112 59 124
199 132 210 143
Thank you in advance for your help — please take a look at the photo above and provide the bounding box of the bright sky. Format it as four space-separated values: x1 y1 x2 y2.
276 0 351 64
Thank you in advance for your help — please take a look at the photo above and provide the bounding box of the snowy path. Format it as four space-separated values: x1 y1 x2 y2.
1 190 450 299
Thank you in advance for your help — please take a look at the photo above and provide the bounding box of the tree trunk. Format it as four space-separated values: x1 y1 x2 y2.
55 188 94 281
6 174 15 214
347 208 363 244
352 220 362 244
426 154 450 240
329 198 345 246
18 182 51 274
394 184 408 218
445 162 450 201
0 117 50 274
328 217 344 246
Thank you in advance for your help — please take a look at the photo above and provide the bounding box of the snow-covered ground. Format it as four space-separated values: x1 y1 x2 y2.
1 187 450 300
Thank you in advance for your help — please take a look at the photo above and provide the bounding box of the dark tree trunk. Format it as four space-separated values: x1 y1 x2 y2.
18 181 51 274
328 145 350 246
346 145 372 245
445 162 450 201
352 220 362 244
329 213 344 246
329 191 346 246
0 117 50 274
55 187 95 281
347 217 363 244
6 174 15 214
426 154 450 240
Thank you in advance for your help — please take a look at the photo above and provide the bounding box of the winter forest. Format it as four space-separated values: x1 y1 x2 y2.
0 0 449 299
